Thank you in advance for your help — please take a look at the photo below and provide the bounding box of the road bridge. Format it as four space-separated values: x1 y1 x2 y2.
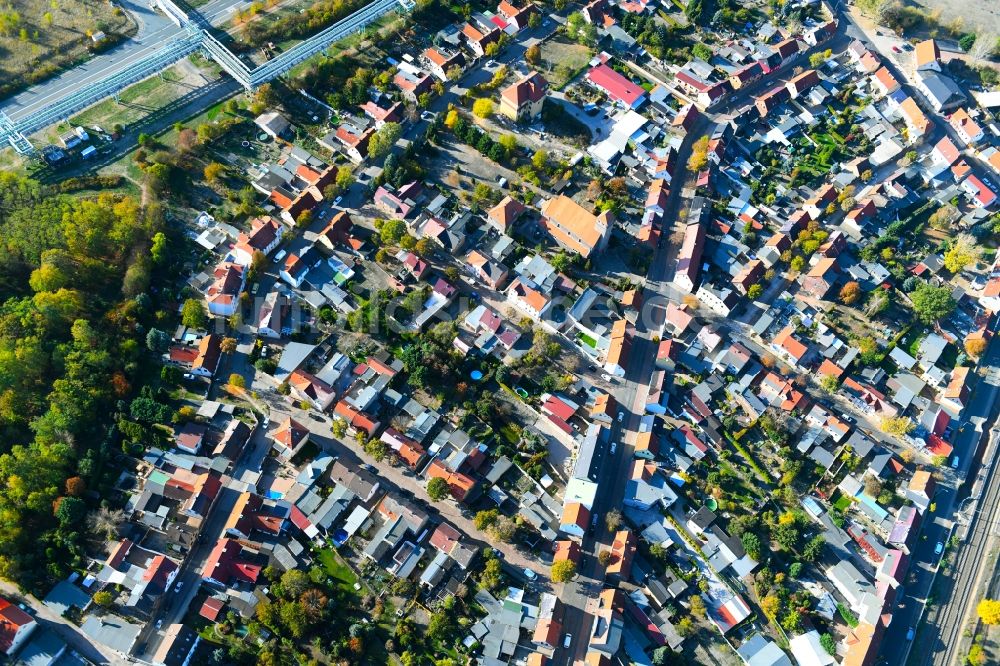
1 0 408 153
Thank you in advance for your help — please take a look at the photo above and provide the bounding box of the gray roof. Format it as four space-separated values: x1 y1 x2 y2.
42 580 91 616
80 615 142 654
919 72 965 107
14 628 75 666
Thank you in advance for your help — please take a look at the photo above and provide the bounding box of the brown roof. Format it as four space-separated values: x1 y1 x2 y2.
488 195 526 228
915 39 940 68
193 334 222 374
899 97 930 134
540 195 611 256
501 71 548 107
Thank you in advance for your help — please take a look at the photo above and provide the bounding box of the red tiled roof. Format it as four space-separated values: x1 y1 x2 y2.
587 64 645 106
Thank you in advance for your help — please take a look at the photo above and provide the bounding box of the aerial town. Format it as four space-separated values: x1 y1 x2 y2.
2 0 1000 665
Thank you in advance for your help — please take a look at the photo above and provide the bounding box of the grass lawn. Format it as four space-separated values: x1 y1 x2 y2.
833 493 853 512
538 37 593 90
577 332 598 348
499 422 521 446
315 547 360 593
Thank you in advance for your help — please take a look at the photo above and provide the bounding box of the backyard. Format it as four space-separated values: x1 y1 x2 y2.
537 36 594 90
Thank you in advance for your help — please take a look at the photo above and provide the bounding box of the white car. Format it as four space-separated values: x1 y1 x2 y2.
617 411 625 423
523 568 537 580
174 581 183 592
333 196 343 208
563 634 572 649
610 442 617 454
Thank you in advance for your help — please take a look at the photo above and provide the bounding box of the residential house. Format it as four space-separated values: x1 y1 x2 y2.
201 539 264 587
496 1 537 31
272 417 310 459
871 67 900 97
499 71 548 121
0 597 37 655
916 71 965 112
914 39 941 72
465 249 510 289
963 173 998 208
539 195 613 258
487 195 525 233
898 97 931 140
605 530 637 581
786 69 820 99
233 216 283 265
604 319 632 377
905 470 936 513
674 220 706 293
587 63 647 109
755 86 790 117
205 262 246 316
393 68 433 103
801 257 840 299
359 100 403 129
254 111 290 139
422 47 465 81
461 22 501 56
330 123 375 164
949 108 984 145
373 181 423 219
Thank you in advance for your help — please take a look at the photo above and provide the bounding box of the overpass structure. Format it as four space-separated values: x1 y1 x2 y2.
0 0 408 154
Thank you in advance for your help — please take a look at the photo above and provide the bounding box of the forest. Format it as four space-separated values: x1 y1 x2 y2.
0 172 165 591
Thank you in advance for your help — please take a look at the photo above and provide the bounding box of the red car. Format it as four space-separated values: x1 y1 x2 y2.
891 45 901 53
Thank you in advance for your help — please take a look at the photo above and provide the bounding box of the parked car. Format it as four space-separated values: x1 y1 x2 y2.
906 626 915 641
523 568 537 581
934 541 944 555
563 634 573 649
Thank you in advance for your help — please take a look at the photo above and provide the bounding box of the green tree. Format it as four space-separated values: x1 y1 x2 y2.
203 162 225 184
427 477 450 501
741 532 762 560
228 373 246 389
688 136 710 172
335 166 354 191
181 298 209 329
55 496 86 526
820 374 840 394
364 438 387 461
820 634 836 655
802 534 826 562
689 595 706 618
369 122 402 158
380 218 408 246
693 43 713 61
910 282 956 323
146 328 170 352
280 569 311 598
